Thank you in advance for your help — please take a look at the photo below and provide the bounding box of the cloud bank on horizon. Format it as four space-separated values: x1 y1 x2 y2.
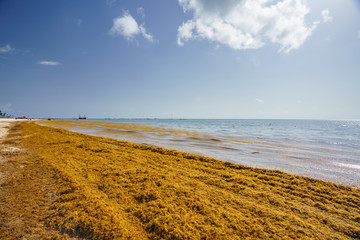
177 0 329 53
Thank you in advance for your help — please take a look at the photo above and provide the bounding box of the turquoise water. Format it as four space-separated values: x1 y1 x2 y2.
76 119 360 187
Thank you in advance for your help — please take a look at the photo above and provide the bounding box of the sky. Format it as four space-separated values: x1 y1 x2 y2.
0 0 360 119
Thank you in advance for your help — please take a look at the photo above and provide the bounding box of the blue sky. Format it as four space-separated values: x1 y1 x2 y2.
1 0 360 119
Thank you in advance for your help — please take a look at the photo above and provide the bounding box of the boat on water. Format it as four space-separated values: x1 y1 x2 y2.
78 115 87 120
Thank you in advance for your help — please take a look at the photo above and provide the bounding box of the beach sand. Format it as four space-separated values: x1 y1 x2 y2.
0 119 13 141
0 119 18 164
0 121 360 239
0 119 31 140
0 119 31 163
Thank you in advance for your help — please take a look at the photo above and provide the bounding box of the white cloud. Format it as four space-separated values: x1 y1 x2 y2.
137 7 145 18
321 9 333 23
106 0 116 7
0 44 13 53
256 98 264 103
109 11 153 42
38 61 61 66
177 0 319 53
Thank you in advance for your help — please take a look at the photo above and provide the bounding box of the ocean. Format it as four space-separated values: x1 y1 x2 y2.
56 119 360 187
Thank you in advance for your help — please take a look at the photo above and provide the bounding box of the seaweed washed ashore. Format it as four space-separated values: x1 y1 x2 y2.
1 121 360 239
41 119 360 187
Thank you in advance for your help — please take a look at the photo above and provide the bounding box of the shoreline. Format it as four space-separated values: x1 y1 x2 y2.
1 121 360 239
40 119 360 188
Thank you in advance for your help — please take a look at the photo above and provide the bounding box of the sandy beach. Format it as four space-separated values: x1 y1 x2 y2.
0 119 20 164
0 120 359 239
0 119 13 141
2 0 360 238
0 119 31 140
0 119 32 157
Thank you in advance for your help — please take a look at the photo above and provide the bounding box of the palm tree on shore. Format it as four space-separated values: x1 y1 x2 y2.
0 109 9 118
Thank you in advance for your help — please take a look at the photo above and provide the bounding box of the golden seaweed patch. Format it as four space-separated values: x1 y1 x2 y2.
2 121 360 239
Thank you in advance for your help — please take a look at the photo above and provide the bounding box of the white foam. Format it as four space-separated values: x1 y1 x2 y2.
336 163 360 170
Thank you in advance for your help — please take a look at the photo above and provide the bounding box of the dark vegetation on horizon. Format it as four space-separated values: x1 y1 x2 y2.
0 110 10 118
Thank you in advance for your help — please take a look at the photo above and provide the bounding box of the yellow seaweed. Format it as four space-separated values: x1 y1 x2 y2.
1 121 360 239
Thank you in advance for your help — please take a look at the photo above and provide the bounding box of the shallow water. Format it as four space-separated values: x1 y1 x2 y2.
48 119 360 187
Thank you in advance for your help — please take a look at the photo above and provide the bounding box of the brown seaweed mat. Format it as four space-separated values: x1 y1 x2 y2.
0 121 359 239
